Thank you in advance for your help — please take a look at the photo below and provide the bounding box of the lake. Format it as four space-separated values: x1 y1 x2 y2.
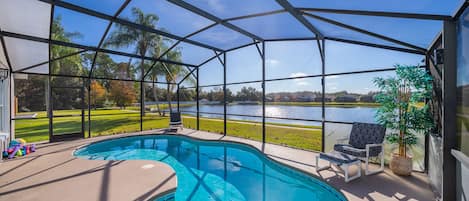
178 104 378 126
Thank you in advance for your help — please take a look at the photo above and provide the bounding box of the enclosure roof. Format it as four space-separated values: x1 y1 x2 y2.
0 0 465 79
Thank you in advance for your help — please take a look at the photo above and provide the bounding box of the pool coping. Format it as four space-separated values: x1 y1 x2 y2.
72 132 348 201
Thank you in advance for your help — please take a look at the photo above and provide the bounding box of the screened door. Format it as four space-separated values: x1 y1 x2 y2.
50 82 85 142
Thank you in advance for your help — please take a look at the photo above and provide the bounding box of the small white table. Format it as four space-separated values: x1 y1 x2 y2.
0 132 10 161
315 151 362 182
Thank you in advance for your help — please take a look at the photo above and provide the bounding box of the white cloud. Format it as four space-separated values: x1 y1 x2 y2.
297 81 310 86
289 72 311 86
266 59 279 66
206 0 225 13
327 75 341 79
289 72 307 78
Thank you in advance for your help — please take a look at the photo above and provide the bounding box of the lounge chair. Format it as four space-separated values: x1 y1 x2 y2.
334 122 386 175
169 111 183 131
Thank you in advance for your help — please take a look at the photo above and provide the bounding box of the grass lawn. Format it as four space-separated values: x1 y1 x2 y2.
14 109 322 151
183 117 322 151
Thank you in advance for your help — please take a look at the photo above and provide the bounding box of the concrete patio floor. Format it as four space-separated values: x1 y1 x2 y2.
0 129 435 201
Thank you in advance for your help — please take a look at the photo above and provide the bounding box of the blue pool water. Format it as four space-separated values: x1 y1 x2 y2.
74 135 346 201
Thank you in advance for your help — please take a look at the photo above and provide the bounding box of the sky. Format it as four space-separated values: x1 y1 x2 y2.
43 0 462 94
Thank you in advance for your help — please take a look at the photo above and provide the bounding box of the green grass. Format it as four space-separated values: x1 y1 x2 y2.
15 109 170 142
183 117 322 151
14 109 322 151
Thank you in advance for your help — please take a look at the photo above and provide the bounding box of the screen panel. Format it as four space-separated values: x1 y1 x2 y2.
189 24 253 50
183 0 282 19
119 0 213 36
53 7 109 47
266 40 321 79
325 40 424 74
231 13 315 39
4 37 48 72
0 0 51 38
291 0 461 15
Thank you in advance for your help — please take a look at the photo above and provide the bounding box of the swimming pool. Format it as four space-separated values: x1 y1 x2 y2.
74 135 346 201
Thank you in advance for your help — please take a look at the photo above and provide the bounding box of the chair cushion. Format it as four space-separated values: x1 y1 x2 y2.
170 112 181 122
334 144 382 157
319 151 359 165
349 122 386 149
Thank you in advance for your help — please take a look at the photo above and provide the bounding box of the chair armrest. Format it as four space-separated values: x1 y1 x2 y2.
365 143 384 156
366 143 383 148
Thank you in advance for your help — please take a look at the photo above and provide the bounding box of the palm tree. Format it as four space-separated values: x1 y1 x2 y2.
161 49 186 112
104 7 163 113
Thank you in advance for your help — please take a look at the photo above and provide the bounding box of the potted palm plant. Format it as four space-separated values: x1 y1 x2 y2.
373 65 434 176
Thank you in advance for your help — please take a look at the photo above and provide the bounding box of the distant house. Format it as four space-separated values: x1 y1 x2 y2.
281 96 290 101
359 95 375 102
296 95 315 102
335 95 357 102
314 97 332 102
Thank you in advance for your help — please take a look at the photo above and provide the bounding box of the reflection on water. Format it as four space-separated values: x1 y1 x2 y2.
180 105 377 125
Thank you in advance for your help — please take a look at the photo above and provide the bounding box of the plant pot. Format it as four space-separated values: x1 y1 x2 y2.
390 154 413 176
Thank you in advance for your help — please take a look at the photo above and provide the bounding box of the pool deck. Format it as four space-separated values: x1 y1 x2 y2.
0 129 435 201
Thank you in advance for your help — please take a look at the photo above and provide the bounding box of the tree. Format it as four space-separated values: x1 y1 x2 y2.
83 53 117 90
89 81 106 109
105 7 163 114
109 80 137 109
373 65 434 157
15 75 47 112
236 87 261 101
49 16 86 110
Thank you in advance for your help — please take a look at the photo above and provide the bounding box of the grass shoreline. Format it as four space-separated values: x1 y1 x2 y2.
14 109 322 151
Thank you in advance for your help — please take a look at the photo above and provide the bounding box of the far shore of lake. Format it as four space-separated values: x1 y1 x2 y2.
189 101 381 108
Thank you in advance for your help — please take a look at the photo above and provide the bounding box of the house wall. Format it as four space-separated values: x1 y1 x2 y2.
0 74 10 135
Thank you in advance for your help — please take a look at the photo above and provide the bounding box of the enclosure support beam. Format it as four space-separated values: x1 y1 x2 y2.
0 29 12 72
320 39 326 152
196 67 200 130
223 52 227 136
262 41 266 143
299 8 452 21
88 78 91 138
441 20 457 201
325 37 425 55
177 84 180 112
0 31 198 68
48 4 54 141
224 9 287 21
140 74 144 131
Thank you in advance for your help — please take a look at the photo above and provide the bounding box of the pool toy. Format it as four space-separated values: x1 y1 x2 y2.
8 145 20 159
17 138 26 145
3 139 36 159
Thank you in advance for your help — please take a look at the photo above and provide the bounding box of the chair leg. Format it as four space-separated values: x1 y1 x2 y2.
342 161 361 182
365 152 385 175
315 156 331 172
